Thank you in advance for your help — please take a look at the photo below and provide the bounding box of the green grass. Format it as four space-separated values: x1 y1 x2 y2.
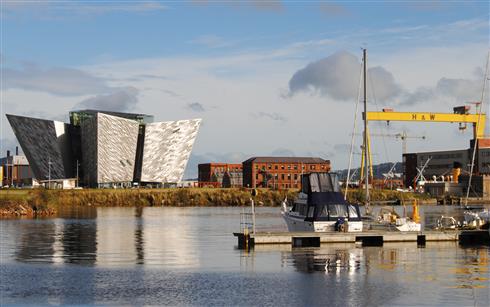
0 187 432 209
0 189 31 201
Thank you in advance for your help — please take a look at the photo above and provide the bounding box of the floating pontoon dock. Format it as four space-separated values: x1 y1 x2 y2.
233 230 490 249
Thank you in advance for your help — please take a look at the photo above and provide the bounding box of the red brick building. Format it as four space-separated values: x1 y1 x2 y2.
242 157 331 189
198 163 243 188
1 154 33 187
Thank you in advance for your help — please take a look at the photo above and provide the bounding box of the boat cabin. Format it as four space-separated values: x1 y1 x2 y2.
290 173 362 222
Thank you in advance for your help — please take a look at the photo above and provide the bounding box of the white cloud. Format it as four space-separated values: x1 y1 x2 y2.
73 87 139 112
3 65 109 96
287 51 401 102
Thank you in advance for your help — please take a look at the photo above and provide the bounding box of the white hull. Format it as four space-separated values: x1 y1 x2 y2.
282 212 363 232
395 221 421 232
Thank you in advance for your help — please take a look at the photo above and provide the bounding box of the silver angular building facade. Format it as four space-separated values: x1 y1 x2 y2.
6 114 73 180
141 119 201 183
81 113 140 186
7 110 201 187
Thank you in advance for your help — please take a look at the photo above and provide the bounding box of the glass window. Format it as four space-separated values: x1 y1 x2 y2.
348 205 359 218
287 174 291 179
281 174 285 180
281 165 285 170
294 165 298 170
299 204 308 216
328 204 338 217
318 205 328 217
307 206 315 218
328 204 348 218
275 165 278 170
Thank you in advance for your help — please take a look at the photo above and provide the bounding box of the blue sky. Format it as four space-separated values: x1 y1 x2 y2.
1 1 489 178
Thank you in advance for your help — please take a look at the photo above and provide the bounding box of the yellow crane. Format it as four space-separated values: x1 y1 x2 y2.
357 130 425 182
364 107 486 140
359 106 486 182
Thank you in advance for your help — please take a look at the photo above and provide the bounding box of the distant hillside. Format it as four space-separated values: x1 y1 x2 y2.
335 162 403 180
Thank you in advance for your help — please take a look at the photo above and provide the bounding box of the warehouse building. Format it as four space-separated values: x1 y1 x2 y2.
0 148 33 187
198 163 243 187
242 157 331 189
7 110 201 188
403 139 490 187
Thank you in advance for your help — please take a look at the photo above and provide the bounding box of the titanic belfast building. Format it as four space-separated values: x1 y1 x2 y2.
6 110 201 188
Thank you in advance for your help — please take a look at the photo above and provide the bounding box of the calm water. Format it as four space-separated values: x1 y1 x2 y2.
0 206 489 306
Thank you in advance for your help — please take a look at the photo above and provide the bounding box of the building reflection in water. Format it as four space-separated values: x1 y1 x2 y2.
96 207 137 266
93 207 200 268
141 207 200 268
14 206 98 265
61 220 97 265
12 206 201 268
134 206 145 264
15 220 57 263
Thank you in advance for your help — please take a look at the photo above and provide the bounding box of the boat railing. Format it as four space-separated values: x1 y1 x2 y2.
240 204 256 236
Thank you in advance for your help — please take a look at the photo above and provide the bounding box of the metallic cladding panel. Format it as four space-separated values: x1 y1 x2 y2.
80 115 98 186
96 113 139 184
6 114 73 180
141 119 201 183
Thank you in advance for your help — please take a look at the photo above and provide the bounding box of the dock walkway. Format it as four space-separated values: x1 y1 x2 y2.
233 230 489 248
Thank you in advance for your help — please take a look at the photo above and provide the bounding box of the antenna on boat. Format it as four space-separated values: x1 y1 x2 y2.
363 48 371 215
464 51 490 207
344 50 364 200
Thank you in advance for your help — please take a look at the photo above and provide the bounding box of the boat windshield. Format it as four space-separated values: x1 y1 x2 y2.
348 205 359 218
317 204 358 219
329 204 348 218
292 203 308 216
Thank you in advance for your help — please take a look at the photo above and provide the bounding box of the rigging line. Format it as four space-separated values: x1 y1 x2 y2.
368 69 391 166
465 51 490 207
345 57 364 199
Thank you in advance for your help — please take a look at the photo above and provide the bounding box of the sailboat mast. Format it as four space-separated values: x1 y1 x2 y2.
363 48 370 212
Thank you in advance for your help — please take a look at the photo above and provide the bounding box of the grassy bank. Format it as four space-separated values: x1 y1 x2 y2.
0 187 432 218
0 188 296 217
346 188 432 204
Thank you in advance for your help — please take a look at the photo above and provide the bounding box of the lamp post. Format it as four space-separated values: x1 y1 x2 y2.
48 158 52 189
76 159 79 188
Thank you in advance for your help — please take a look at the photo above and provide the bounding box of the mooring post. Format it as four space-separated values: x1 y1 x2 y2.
250 189 258 237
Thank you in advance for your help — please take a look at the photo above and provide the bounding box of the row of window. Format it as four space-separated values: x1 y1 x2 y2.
420 153 464 161
268 183 299 189
211 167 241 172
254 164 327 171
255 173 299 180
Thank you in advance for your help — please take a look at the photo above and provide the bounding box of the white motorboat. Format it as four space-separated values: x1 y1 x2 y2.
464 209 490 228
281 173 363 232
369 206 422 232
